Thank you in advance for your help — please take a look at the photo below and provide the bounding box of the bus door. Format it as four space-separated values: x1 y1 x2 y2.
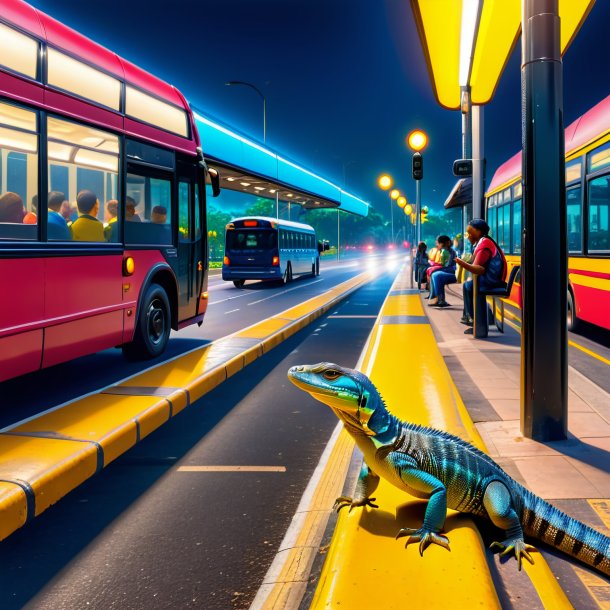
176 159 203 320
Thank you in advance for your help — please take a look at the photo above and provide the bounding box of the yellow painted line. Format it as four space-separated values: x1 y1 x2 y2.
382 294 424 316
177 466 286 472
0 268 375 542
569 340 610 367
571 564 610 609
253 427 355 610
588 499 610 533
310 265 572 610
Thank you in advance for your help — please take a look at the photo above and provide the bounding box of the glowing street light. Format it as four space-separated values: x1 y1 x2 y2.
407 130 428 152
397 196 407 208
405 204 412 215
378 174 393 190
377 174 395 243
390 189 400 200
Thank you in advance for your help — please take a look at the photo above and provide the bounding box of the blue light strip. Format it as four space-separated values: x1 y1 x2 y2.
193 112 369 216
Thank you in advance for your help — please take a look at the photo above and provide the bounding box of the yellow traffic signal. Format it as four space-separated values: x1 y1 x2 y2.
420 205 429 224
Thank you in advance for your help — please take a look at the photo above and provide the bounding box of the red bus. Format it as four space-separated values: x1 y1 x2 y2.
0 0 219 382
486 93 610 332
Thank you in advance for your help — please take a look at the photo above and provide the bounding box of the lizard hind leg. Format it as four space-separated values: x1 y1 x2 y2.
483 480 537 570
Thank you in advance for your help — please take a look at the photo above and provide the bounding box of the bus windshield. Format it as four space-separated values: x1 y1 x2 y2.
226 229 277 251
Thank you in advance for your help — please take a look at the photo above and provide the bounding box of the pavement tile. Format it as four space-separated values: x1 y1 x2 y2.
568 412 610 439
512 456 601 499
487 399 520 420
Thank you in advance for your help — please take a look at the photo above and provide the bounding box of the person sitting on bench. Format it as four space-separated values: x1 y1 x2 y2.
455 219 507 334
428 235 457 307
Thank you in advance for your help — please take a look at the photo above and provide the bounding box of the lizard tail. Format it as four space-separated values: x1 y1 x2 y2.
521 489 610 576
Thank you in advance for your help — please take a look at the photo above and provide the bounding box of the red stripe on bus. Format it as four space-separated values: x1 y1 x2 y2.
568 268 610 280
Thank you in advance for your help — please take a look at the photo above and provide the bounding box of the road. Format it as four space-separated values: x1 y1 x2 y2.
0 264 397 610
0 254 393 430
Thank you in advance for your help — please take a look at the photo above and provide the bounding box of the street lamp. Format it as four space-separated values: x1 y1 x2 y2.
377 174 395 244
225 81 267 143
407 130 428 246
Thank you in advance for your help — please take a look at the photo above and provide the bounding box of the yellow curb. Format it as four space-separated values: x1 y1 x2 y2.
0 269 373 542
308 264 573 610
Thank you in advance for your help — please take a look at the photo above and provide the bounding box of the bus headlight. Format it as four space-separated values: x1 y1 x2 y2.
272 256 279 266
223 256 230 266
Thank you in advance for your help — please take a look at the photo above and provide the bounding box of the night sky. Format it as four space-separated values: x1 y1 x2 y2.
34 0 610 220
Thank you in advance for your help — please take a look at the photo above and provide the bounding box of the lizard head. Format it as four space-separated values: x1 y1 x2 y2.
288 362 379 435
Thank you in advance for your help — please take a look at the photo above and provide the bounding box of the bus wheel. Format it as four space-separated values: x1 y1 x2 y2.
233 280 245 288
282 263 292 285
567 290 580 333
315 259 320 276
123 283 171 360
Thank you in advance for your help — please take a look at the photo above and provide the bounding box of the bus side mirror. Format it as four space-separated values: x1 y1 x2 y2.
208 167 221 198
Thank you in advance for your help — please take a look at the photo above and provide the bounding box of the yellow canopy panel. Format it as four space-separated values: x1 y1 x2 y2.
410 0 596 110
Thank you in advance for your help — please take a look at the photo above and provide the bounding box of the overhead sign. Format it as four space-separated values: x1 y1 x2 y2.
453 159 473 177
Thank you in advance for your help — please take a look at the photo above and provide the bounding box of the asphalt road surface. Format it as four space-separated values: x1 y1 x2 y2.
0 263 398 610
0 253 391 429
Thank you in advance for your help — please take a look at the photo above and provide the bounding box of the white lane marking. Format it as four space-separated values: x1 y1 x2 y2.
225 308 240 315
249 421 343 610
209 291 252 305
178 466 286 472
247 278 324 305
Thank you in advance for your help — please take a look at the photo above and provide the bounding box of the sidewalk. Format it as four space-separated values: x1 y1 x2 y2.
426 283 610 603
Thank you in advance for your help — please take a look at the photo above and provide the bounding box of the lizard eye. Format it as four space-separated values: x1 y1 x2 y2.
323 369 341 381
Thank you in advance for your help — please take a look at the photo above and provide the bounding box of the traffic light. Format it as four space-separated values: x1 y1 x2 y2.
412 153 423 180
420 206 429 224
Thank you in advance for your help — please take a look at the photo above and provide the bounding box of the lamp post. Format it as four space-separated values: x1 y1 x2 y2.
396 195 407 245
407 130 428 246
225 81 267 143
377 174 394 245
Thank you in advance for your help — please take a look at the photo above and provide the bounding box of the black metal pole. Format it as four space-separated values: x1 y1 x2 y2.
521 0 567 440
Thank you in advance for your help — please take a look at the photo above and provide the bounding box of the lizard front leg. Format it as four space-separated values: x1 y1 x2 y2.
393 455 450 555
334 461 380 512
483 480 536 570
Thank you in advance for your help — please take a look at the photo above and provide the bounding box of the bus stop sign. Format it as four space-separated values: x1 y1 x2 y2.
453 159 473 177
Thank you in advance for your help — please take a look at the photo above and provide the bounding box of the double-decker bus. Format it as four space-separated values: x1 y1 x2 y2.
0 0 219 382
222 217 320 287
486 93 610 332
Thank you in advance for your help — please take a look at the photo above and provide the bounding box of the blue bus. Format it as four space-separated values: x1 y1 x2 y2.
222 217 321 287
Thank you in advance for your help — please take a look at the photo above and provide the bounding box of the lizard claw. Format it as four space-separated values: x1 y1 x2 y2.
396 527 450 555
333 496 378 513
490 538 537 570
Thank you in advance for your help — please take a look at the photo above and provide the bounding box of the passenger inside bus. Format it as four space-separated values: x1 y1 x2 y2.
48 191 71 241
0 192 26 223
70 190 105 242
126 196 141 222
151 205 167 224
24 195 37 224
104 199 118 241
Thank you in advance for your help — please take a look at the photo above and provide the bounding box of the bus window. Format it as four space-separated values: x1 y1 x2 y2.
125 174 173 245
487 205 497 240
587 176 610 253
567 186 583 253
178 180 191 242
496 205 506 251
502 204 511 253
47 117 119 242
566 159 582 184
588 142 610 174
512 199 522 254
226 229 276 250
0 102 38 240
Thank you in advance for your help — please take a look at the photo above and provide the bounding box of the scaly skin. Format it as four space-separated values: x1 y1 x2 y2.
288 362 610 576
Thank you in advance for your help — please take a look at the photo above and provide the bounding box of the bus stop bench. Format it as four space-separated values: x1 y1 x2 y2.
473 265 520 337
